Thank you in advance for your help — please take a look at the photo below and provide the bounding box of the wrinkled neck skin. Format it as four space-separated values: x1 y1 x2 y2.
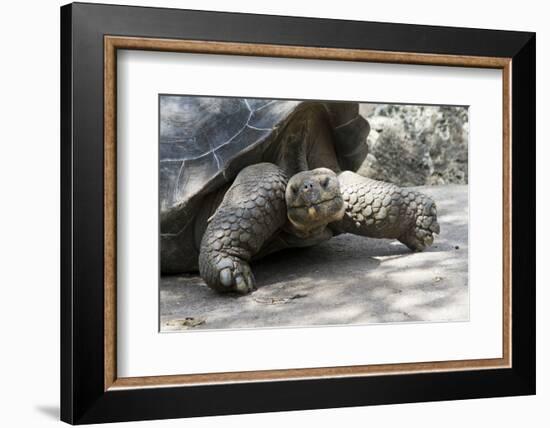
267 106 341 176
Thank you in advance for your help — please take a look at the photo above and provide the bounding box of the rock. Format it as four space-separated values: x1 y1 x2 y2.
163 317 206 330
358 104 468 186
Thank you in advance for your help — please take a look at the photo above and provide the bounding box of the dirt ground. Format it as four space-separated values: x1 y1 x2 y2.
160 184 468 331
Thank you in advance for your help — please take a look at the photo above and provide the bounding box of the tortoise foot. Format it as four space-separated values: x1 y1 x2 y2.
398 197 440 251
200 252 256 294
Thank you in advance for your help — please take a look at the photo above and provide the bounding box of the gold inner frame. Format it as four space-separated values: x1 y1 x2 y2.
104 35 512 391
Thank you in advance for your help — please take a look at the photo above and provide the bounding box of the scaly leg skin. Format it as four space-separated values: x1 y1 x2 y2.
199 163 288 294
333 171 440 251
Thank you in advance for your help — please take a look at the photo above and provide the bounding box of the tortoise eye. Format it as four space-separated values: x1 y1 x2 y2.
291 186 298 195
321 177 330 188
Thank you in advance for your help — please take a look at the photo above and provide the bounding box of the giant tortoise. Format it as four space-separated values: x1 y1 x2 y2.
160 96 440 294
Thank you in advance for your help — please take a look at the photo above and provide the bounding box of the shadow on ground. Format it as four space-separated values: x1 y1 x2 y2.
161 184 468 331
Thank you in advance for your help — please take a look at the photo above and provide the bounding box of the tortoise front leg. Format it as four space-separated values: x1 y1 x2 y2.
332 171 440 250
199 163 287 294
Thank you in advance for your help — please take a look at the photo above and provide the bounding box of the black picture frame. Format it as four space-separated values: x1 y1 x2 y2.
61 2 535 424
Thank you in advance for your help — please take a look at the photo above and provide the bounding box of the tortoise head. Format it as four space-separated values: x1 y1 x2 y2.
285 168 345 235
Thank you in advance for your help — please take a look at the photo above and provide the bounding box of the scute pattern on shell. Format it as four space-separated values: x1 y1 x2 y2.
159 96 300 213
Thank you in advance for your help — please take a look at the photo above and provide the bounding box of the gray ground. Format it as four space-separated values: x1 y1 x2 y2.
160 184 468 332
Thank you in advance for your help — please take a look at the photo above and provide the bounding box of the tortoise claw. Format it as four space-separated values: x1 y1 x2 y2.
399 198 440 251
210 255 256 294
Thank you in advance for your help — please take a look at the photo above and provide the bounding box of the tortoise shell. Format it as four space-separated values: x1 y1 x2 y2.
160 96 369 232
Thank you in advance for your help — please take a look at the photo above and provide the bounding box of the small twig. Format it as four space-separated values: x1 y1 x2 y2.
252 293 308 305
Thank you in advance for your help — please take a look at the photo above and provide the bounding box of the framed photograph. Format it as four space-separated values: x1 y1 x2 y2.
60 2 535 424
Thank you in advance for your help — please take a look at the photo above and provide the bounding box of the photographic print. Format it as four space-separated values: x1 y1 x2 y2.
159 96 468 331
61 6 534 422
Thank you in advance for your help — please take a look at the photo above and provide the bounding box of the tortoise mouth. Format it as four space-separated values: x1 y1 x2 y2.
289 195 342 209
287 195 345 231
